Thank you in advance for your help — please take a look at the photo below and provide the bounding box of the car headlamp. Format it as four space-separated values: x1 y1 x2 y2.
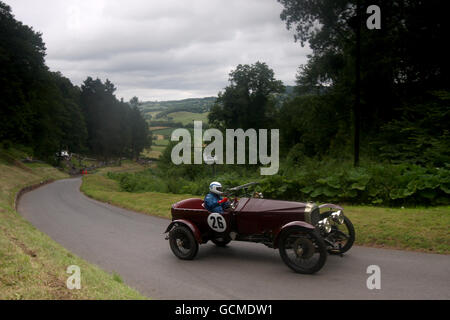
331 210 345 224
318 217 332 233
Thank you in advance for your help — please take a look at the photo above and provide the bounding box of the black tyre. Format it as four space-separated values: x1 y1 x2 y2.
278 229 327 274
327 216 355 255
169 225 199 260
212 237 231 247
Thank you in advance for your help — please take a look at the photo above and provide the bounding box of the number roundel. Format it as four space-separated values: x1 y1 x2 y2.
207 213 227 232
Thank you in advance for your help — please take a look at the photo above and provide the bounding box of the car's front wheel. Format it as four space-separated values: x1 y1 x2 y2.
278 229 327 274
169 225 199 260
327 216 355 254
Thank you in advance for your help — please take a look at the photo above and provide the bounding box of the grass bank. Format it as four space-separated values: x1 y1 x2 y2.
0 149 145 299
81 174 192 218
81 172 450 255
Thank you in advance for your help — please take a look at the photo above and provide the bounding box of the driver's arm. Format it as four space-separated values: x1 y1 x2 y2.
219 197 233 211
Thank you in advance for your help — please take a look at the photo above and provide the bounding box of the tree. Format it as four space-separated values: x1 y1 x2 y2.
278 0 448 162
0 2 149 163
129 96 139 108
208 62 284 130
129 106 151 159
80 77 150 161
0 1 47 145
279 94 349 157
0 2 91 160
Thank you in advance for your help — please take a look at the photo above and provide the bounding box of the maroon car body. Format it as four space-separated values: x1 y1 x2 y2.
168 197 319 247
165 186 355 274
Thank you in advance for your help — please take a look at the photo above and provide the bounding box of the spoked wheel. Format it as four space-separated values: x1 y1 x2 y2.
278 229 327 274
169 225 199 260
327 216 355 255
212 237 231 247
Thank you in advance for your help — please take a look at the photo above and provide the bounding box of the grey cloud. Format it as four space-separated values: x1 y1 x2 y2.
7 0 311 101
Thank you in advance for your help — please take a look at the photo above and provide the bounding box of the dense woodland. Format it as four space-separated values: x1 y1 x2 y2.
209 0 449 167
0 2 150 162
1 1 448 205
134 0 449 206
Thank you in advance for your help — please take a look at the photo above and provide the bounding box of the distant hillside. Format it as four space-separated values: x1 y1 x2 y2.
139 86 296 158
138 85 297 127
274 85 296 106
139 97 216 114
139 86 295 115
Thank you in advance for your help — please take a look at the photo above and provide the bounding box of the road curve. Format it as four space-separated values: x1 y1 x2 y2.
17 178 450 299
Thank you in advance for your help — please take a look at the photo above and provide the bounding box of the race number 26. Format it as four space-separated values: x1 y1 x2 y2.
208 213 227 232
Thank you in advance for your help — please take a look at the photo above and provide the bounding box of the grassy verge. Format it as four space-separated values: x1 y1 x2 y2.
344 206 449 254
82 172 450 254
94 160 148 175
81 174 193 218
0 150 145 299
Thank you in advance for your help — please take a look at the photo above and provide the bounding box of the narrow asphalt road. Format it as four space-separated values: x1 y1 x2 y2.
17 178 450 299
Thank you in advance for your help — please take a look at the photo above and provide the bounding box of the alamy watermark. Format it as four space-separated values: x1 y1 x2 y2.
366 265 381 290
171 121 279 175
66 265 81 290
366 5 381 30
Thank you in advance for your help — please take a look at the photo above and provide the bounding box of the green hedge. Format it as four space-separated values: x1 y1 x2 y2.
106 162 450 206
260 163 449 206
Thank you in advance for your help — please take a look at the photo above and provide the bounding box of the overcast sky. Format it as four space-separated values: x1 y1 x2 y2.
6 0 311 101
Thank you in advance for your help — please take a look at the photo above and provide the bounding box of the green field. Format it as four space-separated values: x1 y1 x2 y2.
144 128 172 159
141 149 163 159
139 97 215 114
167 111 209 126
151 127 174 137
144 111 163 121
142 144 169 160
144 106 209 160
0 148 145 299
150 145 167 153
81 171 450 255
145 127 192 159
153 139 170 147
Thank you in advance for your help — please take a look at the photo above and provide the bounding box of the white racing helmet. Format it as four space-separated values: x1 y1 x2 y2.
209 181 223 195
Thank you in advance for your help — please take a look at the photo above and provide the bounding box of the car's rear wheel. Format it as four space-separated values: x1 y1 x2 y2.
169 225 199 260
278 229 327 274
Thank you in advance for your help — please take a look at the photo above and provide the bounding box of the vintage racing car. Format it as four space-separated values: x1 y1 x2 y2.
165 182 355 274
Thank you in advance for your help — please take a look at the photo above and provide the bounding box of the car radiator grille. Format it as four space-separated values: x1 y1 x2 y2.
310 208 320 226
304 203 320 226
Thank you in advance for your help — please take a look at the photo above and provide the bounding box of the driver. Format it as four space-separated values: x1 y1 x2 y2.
204 181 229 214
